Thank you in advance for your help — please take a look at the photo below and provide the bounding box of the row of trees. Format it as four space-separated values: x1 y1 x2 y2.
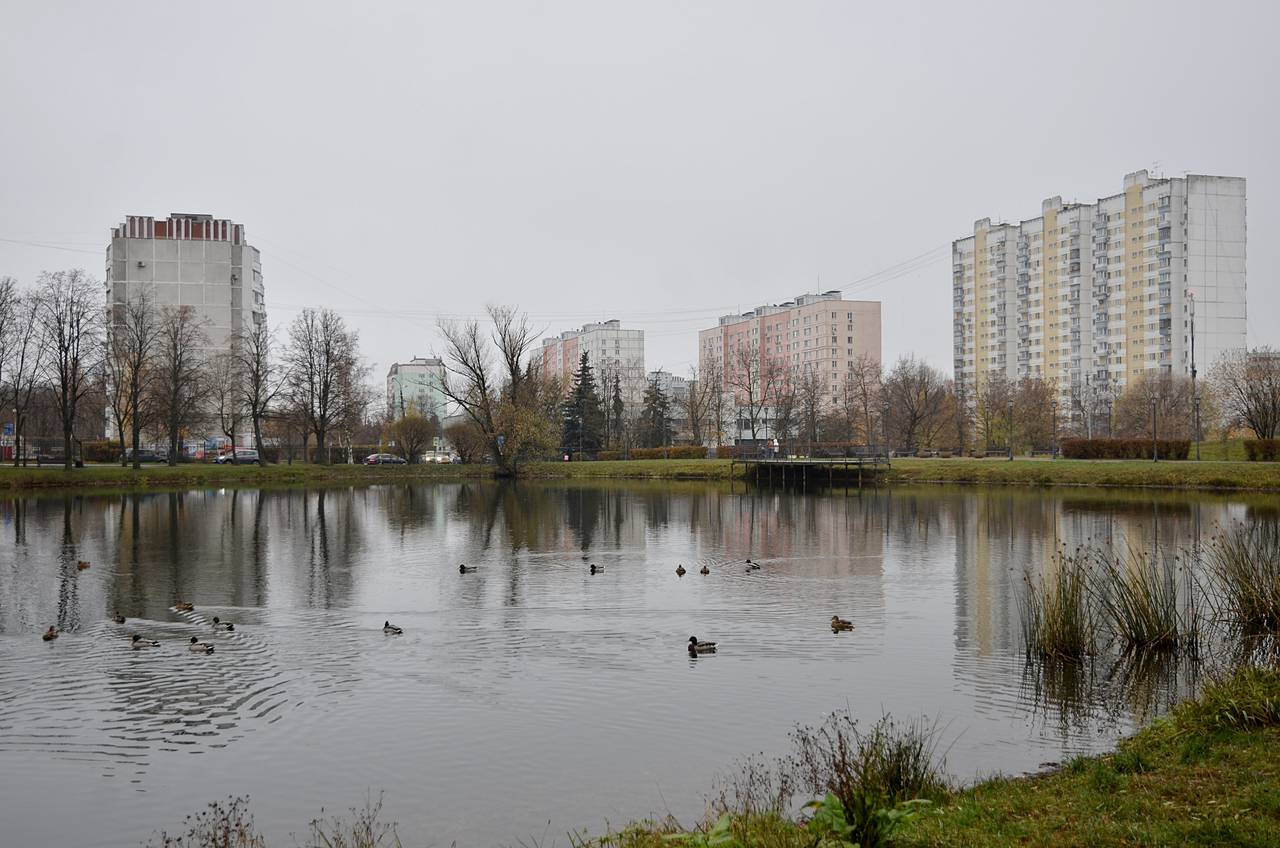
0 269 378 469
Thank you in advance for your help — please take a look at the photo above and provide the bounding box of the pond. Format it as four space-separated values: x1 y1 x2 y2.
0 481 1273 847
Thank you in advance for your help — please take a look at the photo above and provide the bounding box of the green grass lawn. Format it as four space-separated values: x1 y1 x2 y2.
3 454 1279 493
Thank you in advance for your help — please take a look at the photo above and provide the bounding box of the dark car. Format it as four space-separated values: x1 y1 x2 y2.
121 448 163 464
364 453 407 465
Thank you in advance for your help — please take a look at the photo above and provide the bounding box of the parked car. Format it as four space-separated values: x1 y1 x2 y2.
364 453 407 465
214 449 260 464
120 448 163 464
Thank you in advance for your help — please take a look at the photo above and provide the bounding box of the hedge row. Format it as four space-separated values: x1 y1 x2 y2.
1059 437 1190 460
591 446 709 461
1244 440 1280 462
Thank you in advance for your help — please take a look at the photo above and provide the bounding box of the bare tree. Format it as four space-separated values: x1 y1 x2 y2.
2 287 43 466
1212 347 1280 440
881 355 949 453
234 319 283 460
1013 377 1056 452
1068 376 1112 439
151 305 210 466
842 354 881 445
209 350 247 462
679 365 713 447
103 290 162 468
437 305 557 476
284 308 362 464
1113 371 1201 440
795 367 824 449
725 342 782 441
703 358 727 447
385 408 438 463
35 270 102 469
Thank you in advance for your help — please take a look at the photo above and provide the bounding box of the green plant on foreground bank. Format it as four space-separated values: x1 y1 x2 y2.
146 667 1280 847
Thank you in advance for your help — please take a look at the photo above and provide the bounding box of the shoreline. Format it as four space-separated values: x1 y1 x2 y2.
2 456 1279 495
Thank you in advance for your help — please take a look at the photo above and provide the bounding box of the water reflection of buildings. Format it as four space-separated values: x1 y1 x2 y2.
952 489 1248 659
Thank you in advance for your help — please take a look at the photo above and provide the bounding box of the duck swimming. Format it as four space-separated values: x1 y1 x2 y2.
675 564 687 577
831 616 854 632
688 636 717 654
188 636 214 654
76 560 91 571
590 564 603 574
42 626 58 641
383 620 403 635
113 614 126 624
131 634 160 649
211 616 235 632
459 564 476 574
699 565 710 575
174 600 194 612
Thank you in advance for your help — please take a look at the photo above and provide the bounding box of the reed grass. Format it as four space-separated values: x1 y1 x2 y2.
1090 549 1199 655
1020 552 1096 660
1205 523 1280 635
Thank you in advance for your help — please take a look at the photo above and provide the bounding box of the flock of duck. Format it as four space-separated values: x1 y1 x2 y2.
42 559 855 656
40 563 233 654
380 559 857 658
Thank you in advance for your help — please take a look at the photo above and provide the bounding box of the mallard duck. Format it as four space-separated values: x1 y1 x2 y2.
211 616 235 632
383 620 403 635
459 564 476 574
831 616 854 632
675 564 687 577
590 564 603 574
131 634 160 649
113 614 126 624
42 626 59 641
174 600 194 612
745 559 761 572
188 636 214 654
688 636 717 654
699 565 710 575
76 560 91 571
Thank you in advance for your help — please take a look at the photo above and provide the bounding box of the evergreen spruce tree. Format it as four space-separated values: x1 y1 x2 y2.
639 378 672 448
610 375 625 450
561 352 605 454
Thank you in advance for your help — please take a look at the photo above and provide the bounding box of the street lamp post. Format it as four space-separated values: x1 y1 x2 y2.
1151 396 1159 462
1190 289 1200 461
1051 399 1058 458
1007 399 1014 461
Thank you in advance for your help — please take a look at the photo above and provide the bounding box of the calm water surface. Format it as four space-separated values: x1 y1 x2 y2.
0 482 1272 847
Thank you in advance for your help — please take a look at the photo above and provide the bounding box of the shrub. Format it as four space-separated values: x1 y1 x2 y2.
597 450 622 461
82 440 118 463
627 446 708 460
1244 439 1280 462
1059 438 1190 460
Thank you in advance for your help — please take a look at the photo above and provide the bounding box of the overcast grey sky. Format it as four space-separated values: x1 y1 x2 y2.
2 1 1276 379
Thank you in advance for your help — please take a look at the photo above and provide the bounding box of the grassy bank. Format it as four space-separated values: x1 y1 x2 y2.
4 455 1280 494
886 457 1280 491
596 667 1280 848
0 461 491 493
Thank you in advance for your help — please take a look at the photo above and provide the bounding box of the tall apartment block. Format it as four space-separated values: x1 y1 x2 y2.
538 320 646 407
106 213 266 349
953 171 1246 404
699 291 882 410
387 357 447 421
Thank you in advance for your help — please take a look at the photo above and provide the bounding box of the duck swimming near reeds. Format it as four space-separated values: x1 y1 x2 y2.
42 626 58 641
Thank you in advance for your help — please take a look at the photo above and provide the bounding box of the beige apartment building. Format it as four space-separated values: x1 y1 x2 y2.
953 170 1246 411
699 291 881 439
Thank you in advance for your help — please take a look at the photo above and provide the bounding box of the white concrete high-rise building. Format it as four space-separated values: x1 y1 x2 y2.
538 320 646 408
953 171 1246 405
387 357 446 421
106 213 266 349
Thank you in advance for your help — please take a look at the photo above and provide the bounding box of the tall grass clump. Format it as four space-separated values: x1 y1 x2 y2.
145 795 400 848
1020 552 1096 660
1206 522 1280 635
1164 665 1280 736
1091 548 1199 655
